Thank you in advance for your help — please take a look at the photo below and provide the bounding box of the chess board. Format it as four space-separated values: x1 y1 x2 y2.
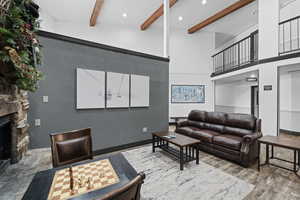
48 159 120 200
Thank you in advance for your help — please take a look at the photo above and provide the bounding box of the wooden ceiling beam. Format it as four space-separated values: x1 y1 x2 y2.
90 0 104 27
188 0 255 34
141 0 178 31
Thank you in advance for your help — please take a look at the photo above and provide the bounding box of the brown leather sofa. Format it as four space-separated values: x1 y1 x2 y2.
175 110 262 167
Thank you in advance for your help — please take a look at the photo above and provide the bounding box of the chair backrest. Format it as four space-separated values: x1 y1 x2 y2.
50 128 93 168
100 172 146 200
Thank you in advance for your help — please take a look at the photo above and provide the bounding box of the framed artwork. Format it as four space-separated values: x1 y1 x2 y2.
130 75 150 107
76 68 105 109
171 85 205 103
106 72 130 108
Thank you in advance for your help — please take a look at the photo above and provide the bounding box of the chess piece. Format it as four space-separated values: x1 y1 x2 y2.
87 177 93 190
99 172 104 178
69 166 74 194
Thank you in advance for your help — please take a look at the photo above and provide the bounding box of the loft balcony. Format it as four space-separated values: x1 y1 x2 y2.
279 15 300 55
211 30 258 76
212 15 300 77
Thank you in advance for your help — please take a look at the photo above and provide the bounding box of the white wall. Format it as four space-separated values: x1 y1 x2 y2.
258 0 279 59
280 69 300 132
214 0 300 57
254 57 300 136
290 71 300 131
215 80 257 114
280 72 292 130
280 0 300 22
39 19 215 122
214 24 258 54
38 9 56 32
53 22 164 57
169 30 214 119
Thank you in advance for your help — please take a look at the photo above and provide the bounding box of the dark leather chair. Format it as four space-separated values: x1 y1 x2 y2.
50 128 93 168
100 172 146 200
176 110 262 167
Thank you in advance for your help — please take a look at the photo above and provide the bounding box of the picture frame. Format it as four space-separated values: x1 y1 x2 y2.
171 85 205 103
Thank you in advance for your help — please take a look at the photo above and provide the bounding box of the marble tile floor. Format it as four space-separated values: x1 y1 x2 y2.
1 132 300 200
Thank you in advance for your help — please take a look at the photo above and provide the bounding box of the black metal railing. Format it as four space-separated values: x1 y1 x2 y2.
279 15 300 55
212 30 258 74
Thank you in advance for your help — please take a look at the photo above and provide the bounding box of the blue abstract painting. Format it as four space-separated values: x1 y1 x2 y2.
171 85 205 103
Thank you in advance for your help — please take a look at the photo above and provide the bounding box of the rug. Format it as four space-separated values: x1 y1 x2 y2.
122 146 254 200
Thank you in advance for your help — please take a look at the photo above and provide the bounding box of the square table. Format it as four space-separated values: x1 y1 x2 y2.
22 153 137 200
152 131 200 170
258 135 300 175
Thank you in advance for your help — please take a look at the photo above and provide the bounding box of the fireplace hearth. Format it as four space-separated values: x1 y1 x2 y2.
0 115 11 175
0 79 30 173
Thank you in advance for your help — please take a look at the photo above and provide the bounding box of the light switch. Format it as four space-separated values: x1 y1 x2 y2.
35 119 41 126
43 96 49 103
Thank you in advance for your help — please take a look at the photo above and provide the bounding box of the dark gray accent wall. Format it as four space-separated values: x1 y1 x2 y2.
28 34 169 150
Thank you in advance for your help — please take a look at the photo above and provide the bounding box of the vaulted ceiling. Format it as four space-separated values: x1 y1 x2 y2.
35 0 291 35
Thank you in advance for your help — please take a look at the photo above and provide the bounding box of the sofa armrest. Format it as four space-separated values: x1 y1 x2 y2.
241 131 262 154
242 131 262 144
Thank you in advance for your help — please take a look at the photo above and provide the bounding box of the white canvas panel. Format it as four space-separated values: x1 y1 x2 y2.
106 72 130 108
76 68 105 109
130 75 150 107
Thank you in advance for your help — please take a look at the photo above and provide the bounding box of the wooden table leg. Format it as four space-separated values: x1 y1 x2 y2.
266 144 269 164
258 142 260 171
298 150 300 167
185 146 188 162
271 145 274 159
294 150 297 173
152 135 155 153
196 145 199 165
180 147 184 171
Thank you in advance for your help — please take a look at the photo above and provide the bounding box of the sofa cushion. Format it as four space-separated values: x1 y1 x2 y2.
193 130 220 143
188 110 207 122
223 126 254 137
188 120 206 129
175 126 202 138
213 135 242 151
206 112 227 125
203 122 224 133
226 113 256 130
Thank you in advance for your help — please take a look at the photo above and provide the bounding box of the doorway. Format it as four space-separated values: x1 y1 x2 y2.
278 64 300 136
251 86 259 118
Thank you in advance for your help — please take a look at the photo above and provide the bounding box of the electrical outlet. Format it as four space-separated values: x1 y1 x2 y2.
35 119 41 126
43 96 49 103
142 127 148 133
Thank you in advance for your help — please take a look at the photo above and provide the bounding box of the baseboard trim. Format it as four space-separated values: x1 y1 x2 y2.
93 139 152 156
280 129 300 136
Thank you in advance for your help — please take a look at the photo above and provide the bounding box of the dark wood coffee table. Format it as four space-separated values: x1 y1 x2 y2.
152 131 200 170
258 135 300 175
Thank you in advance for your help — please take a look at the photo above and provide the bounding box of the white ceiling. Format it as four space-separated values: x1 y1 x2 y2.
36 0 260 35
35 0 293 35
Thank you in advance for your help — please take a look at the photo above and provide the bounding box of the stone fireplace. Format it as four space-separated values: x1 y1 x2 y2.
0 78 30 170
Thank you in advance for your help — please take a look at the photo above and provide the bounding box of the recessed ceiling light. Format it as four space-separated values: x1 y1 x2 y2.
202 0 207 5
122 13 127 18
178 16 183 21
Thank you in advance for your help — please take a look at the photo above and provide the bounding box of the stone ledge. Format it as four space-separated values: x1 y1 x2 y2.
0 98 18 117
